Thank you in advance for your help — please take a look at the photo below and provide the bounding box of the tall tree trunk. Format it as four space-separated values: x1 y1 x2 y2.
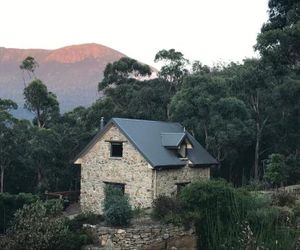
254 122 261 179
37 108 42 128
204 124 209 150
0 165 4 193
37 167 42 188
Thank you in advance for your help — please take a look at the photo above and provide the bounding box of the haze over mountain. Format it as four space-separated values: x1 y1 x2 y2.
0 43 126 118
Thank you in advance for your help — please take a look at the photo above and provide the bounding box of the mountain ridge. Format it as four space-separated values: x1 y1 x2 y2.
0 43 127 118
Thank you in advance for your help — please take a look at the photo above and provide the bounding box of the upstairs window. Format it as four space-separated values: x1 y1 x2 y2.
110 142 123 157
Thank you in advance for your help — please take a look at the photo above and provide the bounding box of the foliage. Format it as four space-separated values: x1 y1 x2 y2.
103 185 133 226
244 179 269 191
98 57 151 91
68 212 103 231
255 0 300 68
19 56 39 75
19 56 39 83
271 191 296 207
152 195 183 222
0 200 87 250
154 49 189 92
173 180 300 250
264 153 288 187
0 192 39 233
24 79 59 128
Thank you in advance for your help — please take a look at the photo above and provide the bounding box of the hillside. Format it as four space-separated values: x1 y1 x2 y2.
0 43 126 118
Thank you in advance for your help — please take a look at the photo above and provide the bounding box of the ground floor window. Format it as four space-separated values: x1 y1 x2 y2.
104 182 125 195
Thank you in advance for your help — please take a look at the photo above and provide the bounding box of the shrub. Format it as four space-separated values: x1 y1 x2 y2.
247 206 298 249
293 206 300 218
152 195 183 221
271 191 296 207
69 212 103 231
179 179 248 249
0 200 87 250
0 192 39 233
245 179 269 191
264 153 288 187
103 185 133 226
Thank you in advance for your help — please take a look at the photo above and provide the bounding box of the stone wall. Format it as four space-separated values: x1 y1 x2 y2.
156 166 210 197
83 223 197 250
80 124 154 213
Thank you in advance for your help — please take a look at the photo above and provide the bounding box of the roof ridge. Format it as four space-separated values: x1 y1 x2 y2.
112 117 181 125
161 132 185 134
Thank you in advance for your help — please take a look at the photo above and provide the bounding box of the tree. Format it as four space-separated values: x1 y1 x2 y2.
264 153 287 187
169 74 228 148
227 59 276 179
0 99 18 193
24 79 59 128
255 0 300 69
98 57 152 91
26 127 60 191
19 56 39 85
154 49 189 92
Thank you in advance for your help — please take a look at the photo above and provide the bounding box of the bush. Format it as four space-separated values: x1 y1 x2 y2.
152 195 183 221
247 206 298 249
69 212 103 231
179 179 300 250
245 179 269 191
0 192 39 233
293 206 300 218
0 200 87 250
179 179 248 249
264 153 288 187
103 185 133 226
271 191 296 207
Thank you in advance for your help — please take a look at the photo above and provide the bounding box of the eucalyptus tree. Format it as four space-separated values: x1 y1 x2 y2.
255 0 300 69
0 99 17 193
154 49 189 93
98 57 152 91
19 56 39 86
226 59 276 179
169 73 253 180
23 79 59 128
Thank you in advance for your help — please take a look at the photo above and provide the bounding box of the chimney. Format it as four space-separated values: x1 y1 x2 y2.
100 117 104 130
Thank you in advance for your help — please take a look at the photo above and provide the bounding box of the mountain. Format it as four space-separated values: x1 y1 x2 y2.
0 43 126 118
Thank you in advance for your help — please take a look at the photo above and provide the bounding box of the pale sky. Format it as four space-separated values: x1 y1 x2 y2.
0 0 269 67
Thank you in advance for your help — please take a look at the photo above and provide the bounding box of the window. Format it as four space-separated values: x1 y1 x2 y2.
111 142 123 157
176 182 190 195
178 143 187 158
104 182 125 195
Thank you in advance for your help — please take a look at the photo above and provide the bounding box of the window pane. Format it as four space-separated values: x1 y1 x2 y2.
111 142 123 157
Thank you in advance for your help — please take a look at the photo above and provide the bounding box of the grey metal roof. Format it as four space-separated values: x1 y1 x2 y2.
75 118 218 168
161 133 186 148
112 118 218 168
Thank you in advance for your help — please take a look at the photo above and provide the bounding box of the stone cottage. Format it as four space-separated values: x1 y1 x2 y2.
74 118 218 214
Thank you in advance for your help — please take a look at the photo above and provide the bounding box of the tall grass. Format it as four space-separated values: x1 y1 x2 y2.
156 179 300 250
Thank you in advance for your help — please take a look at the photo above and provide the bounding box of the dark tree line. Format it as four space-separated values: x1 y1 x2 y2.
0 0 299 193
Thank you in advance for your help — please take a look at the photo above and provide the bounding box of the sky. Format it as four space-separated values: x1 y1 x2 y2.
0 0 269 67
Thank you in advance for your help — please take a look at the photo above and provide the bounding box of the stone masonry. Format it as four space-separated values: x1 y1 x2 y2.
78 124 210 214
83 223 197 250
156 167 210 197
80 124 153 213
